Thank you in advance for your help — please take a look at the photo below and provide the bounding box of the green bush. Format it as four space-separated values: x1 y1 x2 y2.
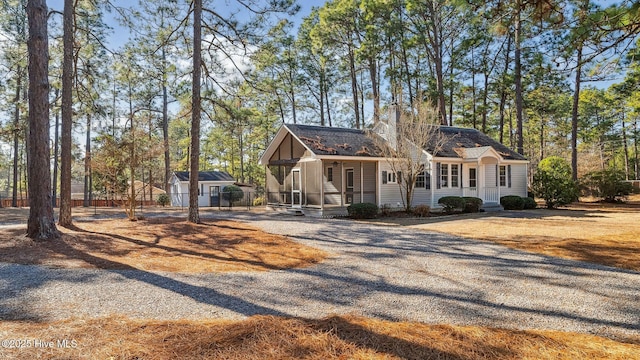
252 196 265 206
581 168 633 203
500 195 525 210
462 197 483 213
347 203 378 219
379 204 392 217
157 193 170 207
438 196 465 214
532 156 579 209
522 197 537 209
412 204 431 217
222 185 244 204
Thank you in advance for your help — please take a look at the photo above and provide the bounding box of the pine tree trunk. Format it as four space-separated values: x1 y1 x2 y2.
634 121 639 179
59 0 74 227
348 47 360 129
52 88 59 207
622 116 629 180
84 113 91 207
26 0 59 240
12 69 21 208
571 46 582 181
514 1 524 155
188 0 202 223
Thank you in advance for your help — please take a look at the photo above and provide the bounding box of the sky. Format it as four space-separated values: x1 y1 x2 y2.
48 0 328 50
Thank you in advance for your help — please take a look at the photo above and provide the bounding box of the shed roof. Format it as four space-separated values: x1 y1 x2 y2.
173 171 235 182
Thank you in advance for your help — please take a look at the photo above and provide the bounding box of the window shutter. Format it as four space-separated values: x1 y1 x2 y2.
460 167 463 188
382 171 387 184
508 165 512 188
436 163 441 189
397 171 402 184
425 171 431 190
495 165 498 187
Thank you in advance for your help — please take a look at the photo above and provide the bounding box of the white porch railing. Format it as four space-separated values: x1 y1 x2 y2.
484 187 499 203
463 187 478 198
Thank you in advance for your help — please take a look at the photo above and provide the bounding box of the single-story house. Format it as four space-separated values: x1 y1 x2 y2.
259 111 528 217
170 171 235 207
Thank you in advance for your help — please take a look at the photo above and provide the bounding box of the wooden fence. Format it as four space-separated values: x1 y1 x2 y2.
0 198 157 208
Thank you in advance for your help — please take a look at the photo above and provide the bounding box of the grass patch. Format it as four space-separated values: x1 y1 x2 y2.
0 217 327 272
0 315 638 360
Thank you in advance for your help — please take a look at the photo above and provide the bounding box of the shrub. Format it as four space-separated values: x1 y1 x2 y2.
462 197 483 213
532 156 579 209
253 196 265 206
438 196 465 214
522 197 537 209
379 204 392 217
157 193 170 207
222 185 244 204
347 203 378 219
581 168 633 203
412 204 431 217
500 195 525 210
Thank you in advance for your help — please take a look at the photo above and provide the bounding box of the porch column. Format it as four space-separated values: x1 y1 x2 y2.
320 160 325 208
478 159 483 202
497 161 501 202
340 161 344 207
360 161 364 203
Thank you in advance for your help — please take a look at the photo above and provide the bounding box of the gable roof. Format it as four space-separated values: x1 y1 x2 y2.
285 124 384 157
429 127 527 161
173 171 235 182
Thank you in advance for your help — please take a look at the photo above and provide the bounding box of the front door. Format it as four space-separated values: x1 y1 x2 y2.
209 186 220 207
466 167 478 198
345 169 354 204
291 169 302 208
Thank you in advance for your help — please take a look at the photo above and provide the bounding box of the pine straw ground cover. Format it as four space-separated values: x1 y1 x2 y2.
0 217 326 272
1 315 639 360
408 200 640 272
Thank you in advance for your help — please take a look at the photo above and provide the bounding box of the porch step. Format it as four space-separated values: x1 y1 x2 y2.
481 202 504 212
286 208 305 216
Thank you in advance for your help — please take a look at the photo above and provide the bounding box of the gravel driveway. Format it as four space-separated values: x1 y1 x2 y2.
1 211 639 339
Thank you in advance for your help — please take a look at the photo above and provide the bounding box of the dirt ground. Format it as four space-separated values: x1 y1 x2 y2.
0 211 326 272
394 198 640 271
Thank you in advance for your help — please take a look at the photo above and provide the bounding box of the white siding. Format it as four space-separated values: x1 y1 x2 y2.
378 162 404 209
170 180 235 207
323 163 342 205
362 162 377 203
485 164 497 187
431 162 464 207
499 164 528 197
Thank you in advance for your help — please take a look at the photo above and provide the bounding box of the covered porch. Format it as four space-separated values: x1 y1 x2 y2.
266 158 378 217
456 146 505 205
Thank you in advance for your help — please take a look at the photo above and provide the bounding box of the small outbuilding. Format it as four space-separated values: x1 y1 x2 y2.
170 171 235 207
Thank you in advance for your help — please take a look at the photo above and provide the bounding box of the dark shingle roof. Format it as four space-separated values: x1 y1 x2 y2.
286 124 384 157
173 171 235 182
284 124 526 161
428 127 527 160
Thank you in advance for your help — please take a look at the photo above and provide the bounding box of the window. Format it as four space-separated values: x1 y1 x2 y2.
346 169 354 190
499 165 512 187
383 170 397 184
440 164 449 188
425 171 431 190
327 167 333 182
469 168 477 188
416 172 425 188
451 164 459 187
